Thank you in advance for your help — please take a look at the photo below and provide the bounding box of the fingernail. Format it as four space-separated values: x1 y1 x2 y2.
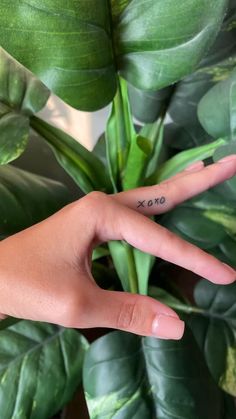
185 161 204 171
152 314 185 340
218 155 236 164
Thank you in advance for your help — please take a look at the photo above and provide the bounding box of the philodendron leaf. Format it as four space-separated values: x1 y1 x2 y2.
83 329 223 419
30 116 112 194
0 48 50 164
189 281 236 397
0 0 227 110
0 165 70 238
0 320 88 418
198 67 236 140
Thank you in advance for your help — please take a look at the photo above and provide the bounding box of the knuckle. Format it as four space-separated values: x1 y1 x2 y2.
116 299 141 331
84 191 108 207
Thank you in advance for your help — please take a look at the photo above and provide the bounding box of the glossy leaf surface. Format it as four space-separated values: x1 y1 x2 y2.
198 68 236 139
148 138 226 184
0 0 227 110
190 281 236 396
0 320 88 418
30 117 112 194
83 329 223 418
0 165 70 237
0 48 50 164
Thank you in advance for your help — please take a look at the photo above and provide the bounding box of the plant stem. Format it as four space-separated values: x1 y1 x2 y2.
124 242 139 294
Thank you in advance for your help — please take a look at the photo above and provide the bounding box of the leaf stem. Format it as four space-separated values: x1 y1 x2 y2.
124 242 139 294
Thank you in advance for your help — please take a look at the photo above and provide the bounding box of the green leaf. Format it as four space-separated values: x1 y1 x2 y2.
0 0 227 110
200 0 236 67
105 78 135 192
162 207 226 250
133 249 155 295
122 135 153 190
128 84 173 123
30 116 112 194
108 241 140 293
213 142 236 199
83 329 223 419
0 48 49 164
219 236 236 266
0 165 70 237
189 281 236 396
115 0 227 92
0 1 116 111
92 247 110 262
0 320 88 418
147 138 226 184
198 67 236 139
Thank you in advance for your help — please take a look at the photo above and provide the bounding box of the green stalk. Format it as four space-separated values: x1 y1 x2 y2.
124 243 139 294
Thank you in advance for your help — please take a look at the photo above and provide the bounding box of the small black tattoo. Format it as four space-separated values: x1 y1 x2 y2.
137 196 166 209
137 200 146 208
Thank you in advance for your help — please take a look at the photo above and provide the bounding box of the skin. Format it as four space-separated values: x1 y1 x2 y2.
0 156 236 340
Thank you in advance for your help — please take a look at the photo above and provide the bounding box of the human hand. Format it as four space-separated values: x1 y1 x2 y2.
0 156 235 339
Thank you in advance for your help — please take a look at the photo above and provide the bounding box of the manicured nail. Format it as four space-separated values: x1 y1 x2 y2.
152 314 185 340
185 161 204 171
218 155 236 164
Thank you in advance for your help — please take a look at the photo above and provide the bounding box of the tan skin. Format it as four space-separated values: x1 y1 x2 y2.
0 156 236 340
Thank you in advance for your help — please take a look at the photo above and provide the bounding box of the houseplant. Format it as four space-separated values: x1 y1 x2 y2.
0 1 235 417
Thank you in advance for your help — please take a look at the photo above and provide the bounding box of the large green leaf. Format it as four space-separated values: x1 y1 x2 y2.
0 48 49 164
198 67 236 139
150 283 236 397
0 164 70 237
162 190 236 255
0 320 88 418
30 116 112 194
162 207 226 250
189 281 236 397
0 0 227 110
128 84 173 123
0 1 116 111
83 329 223 418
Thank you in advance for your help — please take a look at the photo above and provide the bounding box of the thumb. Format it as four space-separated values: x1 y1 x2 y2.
87 289 185 339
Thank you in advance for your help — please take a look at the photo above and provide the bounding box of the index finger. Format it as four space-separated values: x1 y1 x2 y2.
113 156 236 215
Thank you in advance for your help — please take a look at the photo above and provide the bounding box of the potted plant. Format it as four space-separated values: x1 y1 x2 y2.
0 1 235 417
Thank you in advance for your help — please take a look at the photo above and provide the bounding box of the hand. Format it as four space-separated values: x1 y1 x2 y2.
0 156 235 340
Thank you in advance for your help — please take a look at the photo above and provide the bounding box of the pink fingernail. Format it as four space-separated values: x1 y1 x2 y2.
185 161 204 171
152 314 185 340
218 155 236 164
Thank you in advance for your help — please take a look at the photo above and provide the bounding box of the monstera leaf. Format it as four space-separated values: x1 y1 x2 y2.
0 0 227 110
83 328 224 418
0 48 50 164
0 164 70 237
189 281 236 397
0 320 88 418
